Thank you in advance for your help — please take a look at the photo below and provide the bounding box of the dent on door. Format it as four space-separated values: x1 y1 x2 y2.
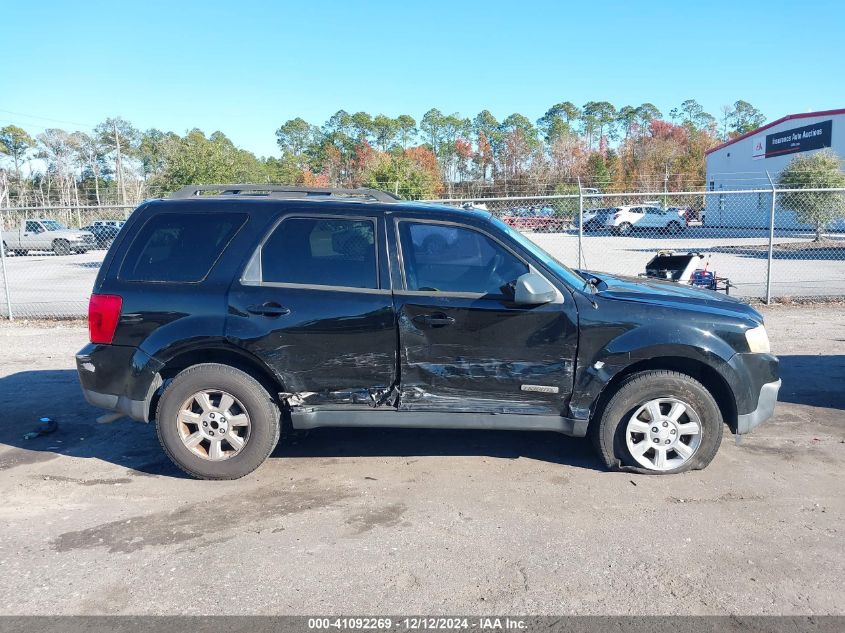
396 299 576 415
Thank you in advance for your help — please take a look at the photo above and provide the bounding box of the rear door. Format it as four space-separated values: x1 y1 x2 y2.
389 216 578 415
226 211 397 409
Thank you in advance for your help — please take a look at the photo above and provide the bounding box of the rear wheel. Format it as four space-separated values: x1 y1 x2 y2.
156 363 281 479
53 239 70 256
667 220 683 234
591 370 723 474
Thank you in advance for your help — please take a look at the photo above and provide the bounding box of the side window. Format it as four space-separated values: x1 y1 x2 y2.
261 218 377 289
399 222 528 295
25 221 42 233
120 212 246 283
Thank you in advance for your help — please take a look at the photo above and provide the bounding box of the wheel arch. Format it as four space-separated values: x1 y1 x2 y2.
589 356 738 433
151 344 285 421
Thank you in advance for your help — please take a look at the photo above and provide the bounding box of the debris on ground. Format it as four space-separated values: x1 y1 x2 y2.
23 417 58 440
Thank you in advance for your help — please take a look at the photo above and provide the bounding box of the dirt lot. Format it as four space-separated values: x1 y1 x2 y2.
0 305 843 615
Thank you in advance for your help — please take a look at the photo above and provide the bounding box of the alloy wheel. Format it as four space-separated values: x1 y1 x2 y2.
177 389 251 461
625 397 702 471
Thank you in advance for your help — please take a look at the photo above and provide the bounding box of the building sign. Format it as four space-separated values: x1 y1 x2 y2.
751 136 765 160
765 119 832 158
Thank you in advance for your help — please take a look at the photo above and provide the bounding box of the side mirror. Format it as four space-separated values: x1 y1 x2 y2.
513 272 558 305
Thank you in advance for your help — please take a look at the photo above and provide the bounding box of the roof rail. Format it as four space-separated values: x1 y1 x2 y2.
168 184 400 203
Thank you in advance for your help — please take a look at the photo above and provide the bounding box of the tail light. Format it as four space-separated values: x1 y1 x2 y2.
88 294 122 344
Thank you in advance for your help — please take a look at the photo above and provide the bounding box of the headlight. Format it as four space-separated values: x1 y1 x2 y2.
745 325 770 353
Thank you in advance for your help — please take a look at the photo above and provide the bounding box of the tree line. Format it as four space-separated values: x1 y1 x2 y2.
0 99 768 206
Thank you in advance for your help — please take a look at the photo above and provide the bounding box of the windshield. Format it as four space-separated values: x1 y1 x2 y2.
41 220 68 231
491 217 585 288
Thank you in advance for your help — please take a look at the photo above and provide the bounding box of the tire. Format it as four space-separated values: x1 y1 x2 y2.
591 370 723 474
667 220 682 234
156 363 281 479
53 239 70 256
618 222 633 236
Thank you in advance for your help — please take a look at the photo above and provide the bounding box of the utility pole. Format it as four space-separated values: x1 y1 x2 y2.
113 122 127 206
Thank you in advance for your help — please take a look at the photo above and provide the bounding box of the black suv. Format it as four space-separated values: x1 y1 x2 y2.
76 185 780 479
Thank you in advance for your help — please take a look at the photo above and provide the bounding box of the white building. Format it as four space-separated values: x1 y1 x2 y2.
704 108 844 228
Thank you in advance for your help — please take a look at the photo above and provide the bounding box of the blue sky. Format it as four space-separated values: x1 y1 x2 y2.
4 0 844 157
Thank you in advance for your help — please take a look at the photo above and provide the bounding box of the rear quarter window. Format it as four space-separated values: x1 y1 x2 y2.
119 212 247 282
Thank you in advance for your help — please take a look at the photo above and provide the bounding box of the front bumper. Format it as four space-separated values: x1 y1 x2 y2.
736 379 781 434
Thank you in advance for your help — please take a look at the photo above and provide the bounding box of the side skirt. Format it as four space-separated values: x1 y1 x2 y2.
290 409 589 437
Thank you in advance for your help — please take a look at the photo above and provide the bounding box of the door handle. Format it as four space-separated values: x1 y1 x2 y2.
413 313 456 328
247 302 290 317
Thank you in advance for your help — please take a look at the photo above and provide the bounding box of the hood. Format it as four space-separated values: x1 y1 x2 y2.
582 270 763 323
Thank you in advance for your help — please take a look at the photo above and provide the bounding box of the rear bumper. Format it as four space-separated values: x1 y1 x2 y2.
76 343 163 422
80 387 150 421
736 378 781 434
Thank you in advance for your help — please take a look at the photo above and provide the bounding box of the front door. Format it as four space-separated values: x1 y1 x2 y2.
391 218 578 415
227 212 397 409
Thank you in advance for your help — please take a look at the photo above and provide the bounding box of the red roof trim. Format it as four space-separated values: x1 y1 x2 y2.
705 108 845 156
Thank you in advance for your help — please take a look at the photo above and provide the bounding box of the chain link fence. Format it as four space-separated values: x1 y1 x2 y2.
431 187 845 302
1 188 844 319
0 204 135 318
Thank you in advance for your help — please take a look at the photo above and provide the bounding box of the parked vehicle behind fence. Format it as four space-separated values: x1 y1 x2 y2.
1 219 95 256
76 184 780 480
501 206 560 232
579 208 616 232
605 205 687 235
81 221 125 249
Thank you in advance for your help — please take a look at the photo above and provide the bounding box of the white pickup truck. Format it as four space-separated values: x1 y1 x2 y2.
1 219 96 256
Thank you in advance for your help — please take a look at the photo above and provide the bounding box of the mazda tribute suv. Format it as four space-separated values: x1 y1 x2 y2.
76 185 780 479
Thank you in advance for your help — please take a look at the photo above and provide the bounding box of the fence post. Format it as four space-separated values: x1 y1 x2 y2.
577 178 584 269
765 171 776 305
0 239 12 320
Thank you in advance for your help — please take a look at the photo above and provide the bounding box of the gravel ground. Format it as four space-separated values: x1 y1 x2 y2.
0 305 843 615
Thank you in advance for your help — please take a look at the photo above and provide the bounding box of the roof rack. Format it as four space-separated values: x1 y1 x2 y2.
168 184 400 203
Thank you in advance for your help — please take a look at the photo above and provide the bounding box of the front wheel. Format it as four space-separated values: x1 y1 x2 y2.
667 220 683 234
618 222 633 236
156 363 281 479
591 370 723 474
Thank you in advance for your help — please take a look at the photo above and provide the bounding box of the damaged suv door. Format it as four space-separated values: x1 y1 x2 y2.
227 213 397 409
391 217 579 418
